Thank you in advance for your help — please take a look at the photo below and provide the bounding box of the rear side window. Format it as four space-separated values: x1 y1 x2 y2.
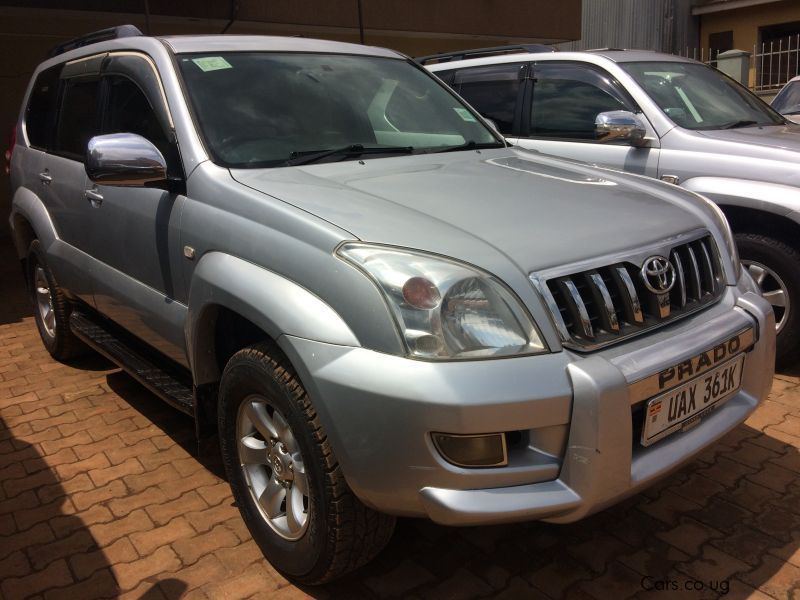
55 78 100 159
452 64 525 134
25 66 61 150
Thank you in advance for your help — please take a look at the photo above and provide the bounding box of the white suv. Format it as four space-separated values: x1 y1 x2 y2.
424 45 800 364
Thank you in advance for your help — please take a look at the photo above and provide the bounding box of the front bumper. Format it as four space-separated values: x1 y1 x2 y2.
279 287 774 526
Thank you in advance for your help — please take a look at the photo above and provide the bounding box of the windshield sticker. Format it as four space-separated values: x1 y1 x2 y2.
192 56 233 72
453 107 478 122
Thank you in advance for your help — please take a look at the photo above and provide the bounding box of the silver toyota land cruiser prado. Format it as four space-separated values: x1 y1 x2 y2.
8 27 775 583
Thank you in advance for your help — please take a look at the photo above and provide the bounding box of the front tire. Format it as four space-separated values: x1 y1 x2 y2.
27 240 87 361
736 232 800 365
218 342 395 584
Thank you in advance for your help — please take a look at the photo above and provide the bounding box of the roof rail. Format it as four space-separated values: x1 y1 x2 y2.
48 24 143 58
415 44 555 65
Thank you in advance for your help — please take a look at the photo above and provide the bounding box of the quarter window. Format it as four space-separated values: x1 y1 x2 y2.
530 63 633 140
25 65 61 150
453 64 524 134
55 78 100 159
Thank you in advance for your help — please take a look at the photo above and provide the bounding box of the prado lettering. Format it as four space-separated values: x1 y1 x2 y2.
658 336 742 390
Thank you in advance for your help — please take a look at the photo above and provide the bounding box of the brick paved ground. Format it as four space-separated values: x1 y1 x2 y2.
1 237 799 600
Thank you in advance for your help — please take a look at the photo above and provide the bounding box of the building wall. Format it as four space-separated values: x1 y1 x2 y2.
557 0 698 54
699 0 800 85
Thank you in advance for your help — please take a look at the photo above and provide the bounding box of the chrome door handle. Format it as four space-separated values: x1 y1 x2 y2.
85 188 103 207
38 171 52 185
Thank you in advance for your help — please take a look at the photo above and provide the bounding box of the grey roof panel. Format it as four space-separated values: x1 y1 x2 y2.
158 35 403 59
586 49 699 64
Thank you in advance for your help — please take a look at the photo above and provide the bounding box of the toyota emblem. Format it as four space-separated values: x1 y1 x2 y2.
641 256 676 294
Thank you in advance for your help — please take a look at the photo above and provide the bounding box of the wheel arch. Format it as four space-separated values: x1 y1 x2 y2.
10 187 58 258
717 205 800 250
186 251 360 388
680 177 800 249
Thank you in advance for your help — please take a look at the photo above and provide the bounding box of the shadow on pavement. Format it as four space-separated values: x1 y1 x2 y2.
0 415 117 599
104 370 226 481
103 358 800 599
0 241 33 327
316 424 799 600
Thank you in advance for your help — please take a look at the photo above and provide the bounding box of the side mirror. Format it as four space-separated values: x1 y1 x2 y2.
85 133 167 187
595 111 647 147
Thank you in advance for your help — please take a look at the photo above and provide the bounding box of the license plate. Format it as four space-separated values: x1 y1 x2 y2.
641 354 745 447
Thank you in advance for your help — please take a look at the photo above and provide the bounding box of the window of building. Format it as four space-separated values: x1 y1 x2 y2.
708 30 733 65
756 21 800 91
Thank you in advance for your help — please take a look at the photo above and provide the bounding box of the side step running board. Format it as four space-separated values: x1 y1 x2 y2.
69 310 194 417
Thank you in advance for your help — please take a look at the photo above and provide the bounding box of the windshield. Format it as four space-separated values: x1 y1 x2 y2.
178 52 501 168
772 80 800 115
621 61 784 130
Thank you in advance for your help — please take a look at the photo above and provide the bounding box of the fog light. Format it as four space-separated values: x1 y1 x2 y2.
432 432 508 468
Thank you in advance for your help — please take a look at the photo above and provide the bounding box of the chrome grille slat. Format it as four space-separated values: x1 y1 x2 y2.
539 234 724 351
610 266 644 325
671 250 687 308
698 240 716 294
685 245 702 301
587 272 620 333
557 279 594 339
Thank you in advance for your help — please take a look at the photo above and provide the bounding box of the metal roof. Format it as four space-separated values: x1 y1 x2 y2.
158 35 403 58
586 49 698 63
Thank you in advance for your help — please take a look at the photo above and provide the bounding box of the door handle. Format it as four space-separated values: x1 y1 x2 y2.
85 188 103 208
38 171 52 185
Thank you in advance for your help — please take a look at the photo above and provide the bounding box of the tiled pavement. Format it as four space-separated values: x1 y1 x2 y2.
1 237 799 600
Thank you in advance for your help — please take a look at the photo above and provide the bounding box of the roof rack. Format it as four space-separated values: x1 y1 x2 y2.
415 43 555 65
48 24 143 58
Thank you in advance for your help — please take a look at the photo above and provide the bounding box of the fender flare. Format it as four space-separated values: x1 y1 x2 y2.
186 251 360 385
680 177 800 226
9 186 59 257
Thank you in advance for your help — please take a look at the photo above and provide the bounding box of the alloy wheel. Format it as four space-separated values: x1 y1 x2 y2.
745 260 790 333
236 395 310 541
34 265 56 338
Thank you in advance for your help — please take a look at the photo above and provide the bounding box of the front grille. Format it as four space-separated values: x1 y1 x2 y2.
534 234 724 351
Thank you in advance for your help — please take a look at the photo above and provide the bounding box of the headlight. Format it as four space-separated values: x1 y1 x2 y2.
337 244 547 359
696 194 740 275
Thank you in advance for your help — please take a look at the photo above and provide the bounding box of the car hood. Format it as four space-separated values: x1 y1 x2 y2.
231 148 711 275
696 122 800 153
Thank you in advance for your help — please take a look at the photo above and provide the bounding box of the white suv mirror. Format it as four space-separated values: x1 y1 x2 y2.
85 133 167 187
595 110 647 147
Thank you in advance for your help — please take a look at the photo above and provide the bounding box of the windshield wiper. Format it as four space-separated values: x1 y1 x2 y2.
285 144 414 166
719 120 759 129
430 140 506 154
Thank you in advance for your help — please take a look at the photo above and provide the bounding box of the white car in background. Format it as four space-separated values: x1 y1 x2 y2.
772 76 800 123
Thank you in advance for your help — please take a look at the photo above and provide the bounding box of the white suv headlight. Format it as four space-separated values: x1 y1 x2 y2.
338 244 547 359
